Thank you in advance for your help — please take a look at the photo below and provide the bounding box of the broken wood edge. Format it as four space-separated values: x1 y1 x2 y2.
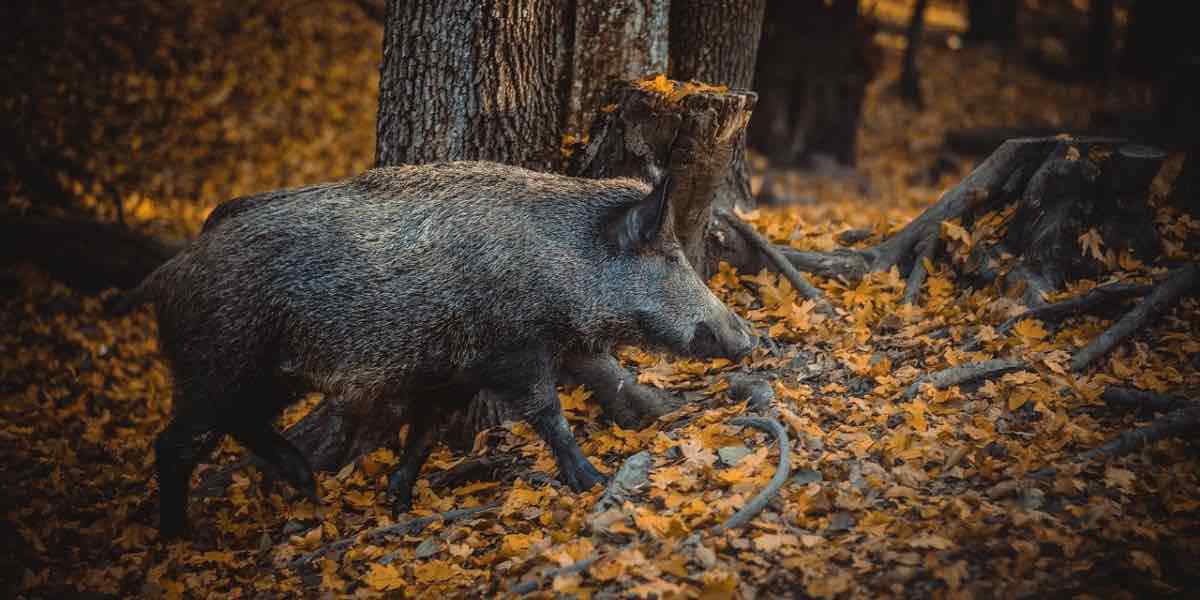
590 451 652 516
901 358 1027 402
715 208 830 308
716 416 792 532
1071 263 1200 372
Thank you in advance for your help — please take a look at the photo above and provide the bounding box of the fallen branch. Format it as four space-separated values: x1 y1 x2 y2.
962 282 1152 351
717 209 829 307
777 246 872 284
716 416 792 532
901 358 1027 402
1071 264 1199 372
287 503 498 568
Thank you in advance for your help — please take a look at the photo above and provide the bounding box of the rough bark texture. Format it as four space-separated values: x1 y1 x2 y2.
965 0 1017 45
668 0 765 213
668 0 764 90
746 0 878 171
375 0 571 172
567 0 669 135
775 137 1168 316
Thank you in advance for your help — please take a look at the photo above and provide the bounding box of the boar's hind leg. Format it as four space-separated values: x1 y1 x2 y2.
155 418 222 538
228 424 319 503
388 402 443 514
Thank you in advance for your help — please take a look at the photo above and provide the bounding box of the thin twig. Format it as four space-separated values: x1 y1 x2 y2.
1071 264 1199 372
716 416 792 531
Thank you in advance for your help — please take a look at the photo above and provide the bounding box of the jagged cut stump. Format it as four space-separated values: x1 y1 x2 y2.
569 79 758 277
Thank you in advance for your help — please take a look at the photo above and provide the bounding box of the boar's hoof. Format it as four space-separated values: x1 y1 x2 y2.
561 459 607 492
387 470 417 515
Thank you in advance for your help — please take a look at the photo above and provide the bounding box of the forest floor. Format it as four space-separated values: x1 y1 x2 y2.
2 2 1198 599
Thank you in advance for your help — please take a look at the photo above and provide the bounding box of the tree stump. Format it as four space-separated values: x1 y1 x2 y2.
569 79 758 277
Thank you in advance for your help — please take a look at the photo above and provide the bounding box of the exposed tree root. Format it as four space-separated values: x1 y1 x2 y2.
717 208 828 306
1039 404 1200 478
513 416 791 594
962 281 1153 351
1007 263 1056 309
716 416 791 531
901 233 938 305
777 246 872 284
1071 264 1199 372
1080 404 1200 462
901 358 1027 402
288 504 499 568
424 455 523 491
1102 386 1190 415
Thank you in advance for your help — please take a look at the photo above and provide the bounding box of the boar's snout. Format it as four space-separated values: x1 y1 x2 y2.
690 311 756 360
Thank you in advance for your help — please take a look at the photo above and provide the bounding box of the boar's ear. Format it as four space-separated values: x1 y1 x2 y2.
608 175 672 253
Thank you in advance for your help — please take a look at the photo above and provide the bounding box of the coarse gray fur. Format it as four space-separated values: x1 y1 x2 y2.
138 161 755 537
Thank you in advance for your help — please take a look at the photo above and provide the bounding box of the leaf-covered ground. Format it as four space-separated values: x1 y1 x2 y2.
3 3 1198 599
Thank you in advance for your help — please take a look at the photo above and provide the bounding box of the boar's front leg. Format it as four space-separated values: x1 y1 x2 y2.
489 350 606 492
388 401 443 514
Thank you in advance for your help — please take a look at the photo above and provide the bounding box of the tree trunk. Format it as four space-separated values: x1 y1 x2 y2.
668 0 765 214
746 0 878 176
899 0 929 109
374 0 572 172
567 0 669 136
965 0 1017 45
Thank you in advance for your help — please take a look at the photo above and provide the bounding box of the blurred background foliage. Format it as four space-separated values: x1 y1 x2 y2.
1 0 381 239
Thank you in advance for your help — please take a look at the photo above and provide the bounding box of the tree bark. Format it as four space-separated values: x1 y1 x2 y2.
566 0 669 135
899 0 929 109
374 0 572 172
668 0 765 213
965 0 1017 45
